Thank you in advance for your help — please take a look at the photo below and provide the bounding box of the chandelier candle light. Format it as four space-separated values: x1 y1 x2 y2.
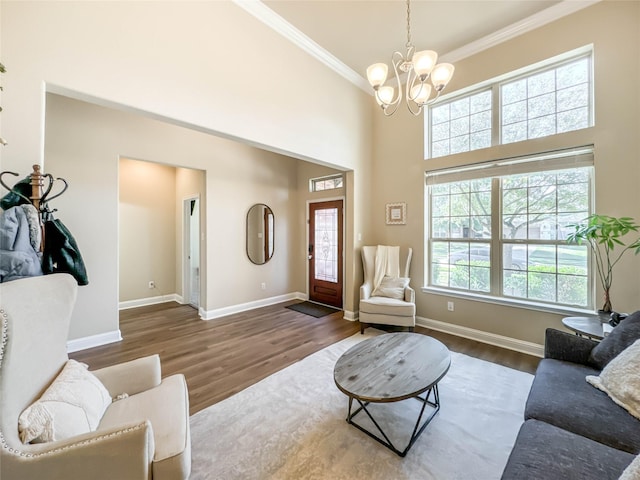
367 0 455 116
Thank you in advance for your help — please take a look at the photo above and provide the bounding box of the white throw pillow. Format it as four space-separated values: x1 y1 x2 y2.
18 359 112 443
372 276 410 300
619 453 640 480
586 339 640 421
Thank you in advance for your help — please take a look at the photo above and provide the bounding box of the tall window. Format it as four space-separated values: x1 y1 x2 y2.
427 148 593 309
431 90 492 158
427 49 593 159
501 56 591 144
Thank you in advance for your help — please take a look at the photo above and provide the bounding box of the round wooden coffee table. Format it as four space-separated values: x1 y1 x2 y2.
333 332 451 457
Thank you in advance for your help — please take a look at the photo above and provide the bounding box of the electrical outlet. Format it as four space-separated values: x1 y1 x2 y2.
148 281 155 289
447 301 454 312
261 282 266 290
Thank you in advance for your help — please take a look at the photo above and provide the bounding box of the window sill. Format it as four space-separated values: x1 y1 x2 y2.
421 286 597 317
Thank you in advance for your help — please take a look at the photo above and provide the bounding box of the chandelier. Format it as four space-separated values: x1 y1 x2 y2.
366 0 455 116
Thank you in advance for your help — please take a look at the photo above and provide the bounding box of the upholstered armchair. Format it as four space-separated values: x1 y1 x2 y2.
0 274 191 480
359 245 416 333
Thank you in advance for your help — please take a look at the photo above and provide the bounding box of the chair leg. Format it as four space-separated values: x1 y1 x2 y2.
360 322 366 334
408 327 415 332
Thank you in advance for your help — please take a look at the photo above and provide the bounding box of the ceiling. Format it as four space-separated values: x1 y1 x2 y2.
259 0 592 86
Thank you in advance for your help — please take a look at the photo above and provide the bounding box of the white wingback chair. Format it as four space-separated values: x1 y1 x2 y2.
359 246 416 333
0 274 191 480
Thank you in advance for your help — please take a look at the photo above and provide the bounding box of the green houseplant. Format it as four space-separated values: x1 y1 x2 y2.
567 214 640 313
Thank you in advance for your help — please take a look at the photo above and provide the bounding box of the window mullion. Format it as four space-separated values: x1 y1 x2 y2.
490 177 501 296
491 83 500 147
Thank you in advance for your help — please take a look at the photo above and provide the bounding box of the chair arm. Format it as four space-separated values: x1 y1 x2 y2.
404 286 415 303
92 354 161 397
3 421 154 480
544 328 598 365
360 282 372 300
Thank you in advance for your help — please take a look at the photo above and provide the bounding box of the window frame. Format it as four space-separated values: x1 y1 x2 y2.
424 148 595 314
425 47 594 160
309 174 344 193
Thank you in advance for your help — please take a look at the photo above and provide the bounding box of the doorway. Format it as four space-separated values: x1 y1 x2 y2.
184 196 200 309
308 199 343 308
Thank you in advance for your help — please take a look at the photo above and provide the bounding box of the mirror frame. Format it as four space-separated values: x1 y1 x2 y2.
246 203 274 265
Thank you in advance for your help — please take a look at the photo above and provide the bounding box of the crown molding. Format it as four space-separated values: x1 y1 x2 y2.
235 0 600 95
232 0 371 93
441 0 601 64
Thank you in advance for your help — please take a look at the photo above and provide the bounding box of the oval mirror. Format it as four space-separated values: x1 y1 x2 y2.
246 203 274 265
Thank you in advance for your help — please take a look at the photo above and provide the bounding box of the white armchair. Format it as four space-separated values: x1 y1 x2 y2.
359 246 416 333
0 274 191 480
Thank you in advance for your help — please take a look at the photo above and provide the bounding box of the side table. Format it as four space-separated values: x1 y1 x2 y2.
562 316 608 341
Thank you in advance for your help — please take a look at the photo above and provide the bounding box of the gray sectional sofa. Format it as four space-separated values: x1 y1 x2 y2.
502 314 640 480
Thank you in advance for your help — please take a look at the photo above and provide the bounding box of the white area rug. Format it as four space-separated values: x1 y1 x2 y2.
190 331 533 479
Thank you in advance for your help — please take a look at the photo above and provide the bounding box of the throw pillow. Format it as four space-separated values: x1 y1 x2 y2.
18 359 112 443
372 276 410 300
589 310 640 369
586 339 640 421
619 453 640 480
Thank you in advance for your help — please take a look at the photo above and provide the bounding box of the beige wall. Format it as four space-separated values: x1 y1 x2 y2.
119 159 177 302
0 1 371 172
1 1 372 336
45 93 305 340
371 1 640 345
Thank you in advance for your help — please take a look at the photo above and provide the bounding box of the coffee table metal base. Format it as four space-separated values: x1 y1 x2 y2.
345 384 440 457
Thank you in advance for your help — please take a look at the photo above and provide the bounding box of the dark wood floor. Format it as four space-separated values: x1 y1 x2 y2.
70 301 540 415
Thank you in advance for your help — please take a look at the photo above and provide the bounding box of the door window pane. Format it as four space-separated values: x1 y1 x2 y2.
314 208 338 282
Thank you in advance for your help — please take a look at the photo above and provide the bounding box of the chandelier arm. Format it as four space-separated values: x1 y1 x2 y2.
379 51 405 116
423 89 444 107
405 99 423 116
389 51 405 105
406 69 426 103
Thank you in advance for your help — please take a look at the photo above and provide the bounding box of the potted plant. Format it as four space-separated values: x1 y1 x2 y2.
567 214 640 313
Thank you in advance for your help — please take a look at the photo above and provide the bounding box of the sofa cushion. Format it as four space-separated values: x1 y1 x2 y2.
98 373 191 479
18 359 112 443
372 276 410 300
525 358 640 454
587 339 640 420
359 295 415 316
501 419 634 480
589 310 640 369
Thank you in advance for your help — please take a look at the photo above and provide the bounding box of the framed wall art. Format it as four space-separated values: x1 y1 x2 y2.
385 202 406 225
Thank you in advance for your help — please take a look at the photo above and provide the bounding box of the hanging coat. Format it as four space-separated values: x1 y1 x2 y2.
0 176 31 210
42 219 89 286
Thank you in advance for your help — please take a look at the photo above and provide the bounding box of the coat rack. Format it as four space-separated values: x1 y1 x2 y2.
0 164 87 285
0 164 69 251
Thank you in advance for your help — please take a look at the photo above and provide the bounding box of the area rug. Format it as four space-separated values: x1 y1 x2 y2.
285 301 341 318
190 331 533 479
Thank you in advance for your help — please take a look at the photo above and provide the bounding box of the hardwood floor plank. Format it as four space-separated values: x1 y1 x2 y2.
71 301 539 415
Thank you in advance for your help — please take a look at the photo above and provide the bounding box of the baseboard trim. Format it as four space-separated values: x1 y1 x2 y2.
201 292 307 320
416 316 544 358
119 293 183 310
67 330 122 353
343 310 358 321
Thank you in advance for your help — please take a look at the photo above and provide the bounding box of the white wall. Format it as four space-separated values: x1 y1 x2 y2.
371 1 640 345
